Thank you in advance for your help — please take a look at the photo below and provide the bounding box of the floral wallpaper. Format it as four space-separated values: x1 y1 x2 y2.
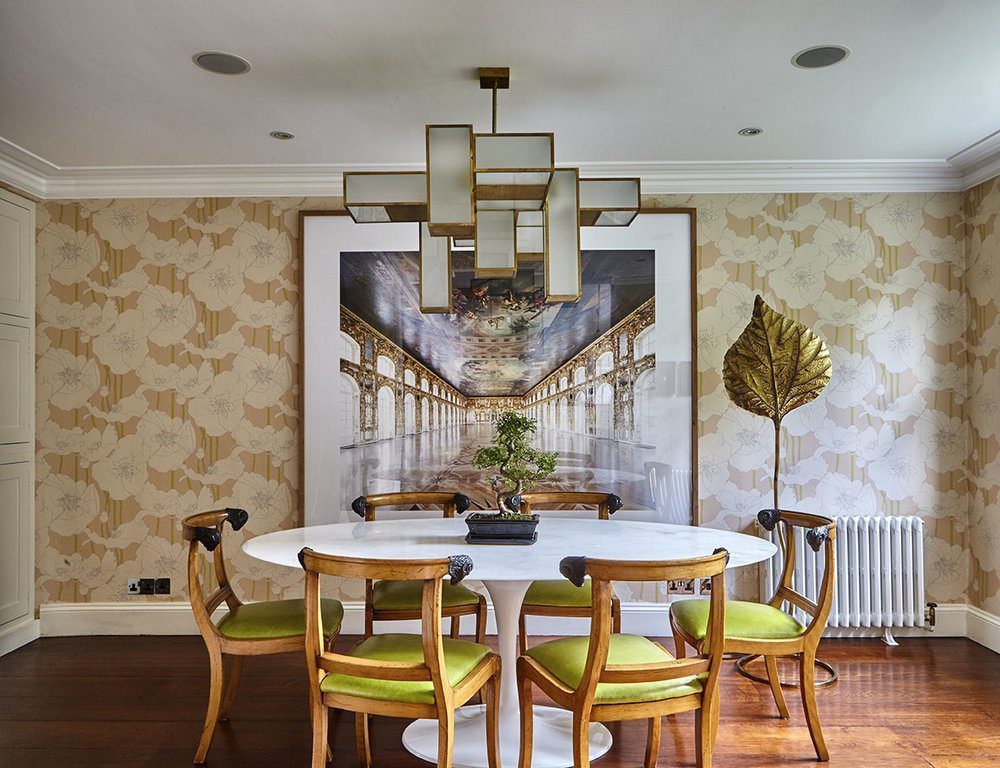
965 176 1000 615
34 197 348 606
32 187 998 614
648 192 971 605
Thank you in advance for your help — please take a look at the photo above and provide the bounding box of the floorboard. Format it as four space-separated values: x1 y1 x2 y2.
0 636 997 767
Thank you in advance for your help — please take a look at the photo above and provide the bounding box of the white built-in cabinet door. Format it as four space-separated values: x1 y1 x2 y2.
0 195 32 319
0 461 31 626
0 322 30 444
0 188 35 649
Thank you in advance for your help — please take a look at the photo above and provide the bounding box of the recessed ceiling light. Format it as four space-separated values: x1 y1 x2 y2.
738 127 763 137
269 131 295 140
792 45 850 69
193 51 252 75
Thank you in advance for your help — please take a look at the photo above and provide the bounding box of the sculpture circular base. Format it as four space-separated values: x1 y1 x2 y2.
734 653 839 688
401 704 612 768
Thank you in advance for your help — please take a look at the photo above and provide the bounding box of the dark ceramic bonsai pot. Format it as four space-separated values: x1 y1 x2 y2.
464 512 540 545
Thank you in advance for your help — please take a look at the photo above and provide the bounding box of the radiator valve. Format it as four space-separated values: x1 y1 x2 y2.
925 602 937 628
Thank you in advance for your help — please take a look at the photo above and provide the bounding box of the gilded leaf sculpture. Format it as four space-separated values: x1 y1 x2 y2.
723 295 831 509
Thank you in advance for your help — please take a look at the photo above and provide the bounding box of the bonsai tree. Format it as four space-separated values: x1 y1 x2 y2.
473 411 557 513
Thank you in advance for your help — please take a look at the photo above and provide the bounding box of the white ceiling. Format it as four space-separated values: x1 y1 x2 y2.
1 0 999 196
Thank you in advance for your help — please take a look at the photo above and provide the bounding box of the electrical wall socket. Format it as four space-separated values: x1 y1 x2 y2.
128 577 169 595
666 579 696 595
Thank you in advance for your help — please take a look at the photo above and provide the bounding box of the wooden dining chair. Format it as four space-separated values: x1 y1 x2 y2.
670 509 837 762
509 492 623 653
182 508 345 764
352 492 487 641
517 549 729 768
299 548 501 768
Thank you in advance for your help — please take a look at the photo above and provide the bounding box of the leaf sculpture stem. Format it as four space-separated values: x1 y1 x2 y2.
773 421 780 512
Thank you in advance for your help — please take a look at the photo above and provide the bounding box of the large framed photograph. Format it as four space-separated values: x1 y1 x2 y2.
302 209 696 527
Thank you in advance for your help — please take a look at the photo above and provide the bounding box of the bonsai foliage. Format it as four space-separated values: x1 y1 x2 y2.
473 411 557 512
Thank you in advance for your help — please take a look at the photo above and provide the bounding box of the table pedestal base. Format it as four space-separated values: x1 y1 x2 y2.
402 704 612 768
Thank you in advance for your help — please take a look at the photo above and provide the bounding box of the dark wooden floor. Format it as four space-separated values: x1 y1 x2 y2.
1 636 998 767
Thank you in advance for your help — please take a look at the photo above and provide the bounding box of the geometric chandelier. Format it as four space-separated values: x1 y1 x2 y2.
343 67 640 313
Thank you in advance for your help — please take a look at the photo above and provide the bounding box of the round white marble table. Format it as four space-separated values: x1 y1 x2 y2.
244 516 775 768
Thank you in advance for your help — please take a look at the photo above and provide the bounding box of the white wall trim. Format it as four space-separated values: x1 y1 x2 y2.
966 605 1000 654
949 129 1000 190
1 136 988 199
0 616 40 656
38 601 993 649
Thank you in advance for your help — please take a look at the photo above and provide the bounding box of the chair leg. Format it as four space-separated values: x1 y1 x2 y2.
800 651 830 761
364 605 374 638
476 597 488 644
310 699 329 768
572 713 591 768
518 612 528 656
485 672 500 768
194 648 224 764
764 655 790 719
694 705 713 768
670 618 687 659
438 707 455 768
218 654 244 722
450 614 461 639
611 597 622 634
644 716 661 768
517 661 534 768
355 712 372 768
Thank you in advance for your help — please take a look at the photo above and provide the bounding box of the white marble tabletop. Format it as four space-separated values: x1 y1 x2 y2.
242 515 776 768
242 516 776 578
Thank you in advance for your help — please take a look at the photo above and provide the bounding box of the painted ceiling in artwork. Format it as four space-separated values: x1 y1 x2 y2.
339 250 654 397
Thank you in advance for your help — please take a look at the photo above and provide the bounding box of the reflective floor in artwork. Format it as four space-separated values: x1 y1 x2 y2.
339 424 662 514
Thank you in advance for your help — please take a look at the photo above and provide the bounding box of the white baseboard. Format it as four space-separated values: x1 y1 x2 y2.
38 601 676 638
966 605 1000 654
0 616 40 656
37 600 985 645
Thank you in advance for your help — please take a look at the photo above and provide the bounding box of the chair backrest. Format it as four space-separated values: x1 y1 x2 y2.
645 462 692 525
181 508 249 639
351 491 473 522
757 509 837 643
559 550 729 709
508 491 623 520
299 548 475 707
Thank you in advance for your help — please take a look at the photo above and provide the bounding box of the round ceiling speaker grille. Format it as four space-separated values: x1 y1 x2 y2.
792 45 850 69
193 52 252 75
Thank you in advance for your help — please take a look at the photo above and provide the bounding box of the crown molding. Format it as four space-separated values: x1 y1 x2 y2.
948 129 1000 190
2 133 997 199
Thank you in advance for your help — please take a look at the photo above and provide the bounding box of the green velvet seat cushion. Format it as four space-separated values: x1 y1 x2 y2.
524 578 594 608
372 579 480 611
524 634 703 704
671 599 806 641
216 598 344 641
320 633 491 704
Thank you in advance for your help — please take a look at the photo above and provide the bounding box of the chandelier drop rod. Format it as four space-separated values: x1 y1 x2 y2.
491 85 498 134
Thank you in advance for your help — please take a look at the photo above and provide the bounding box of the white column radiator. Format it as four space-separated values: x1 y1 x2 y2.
760 515 926 644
